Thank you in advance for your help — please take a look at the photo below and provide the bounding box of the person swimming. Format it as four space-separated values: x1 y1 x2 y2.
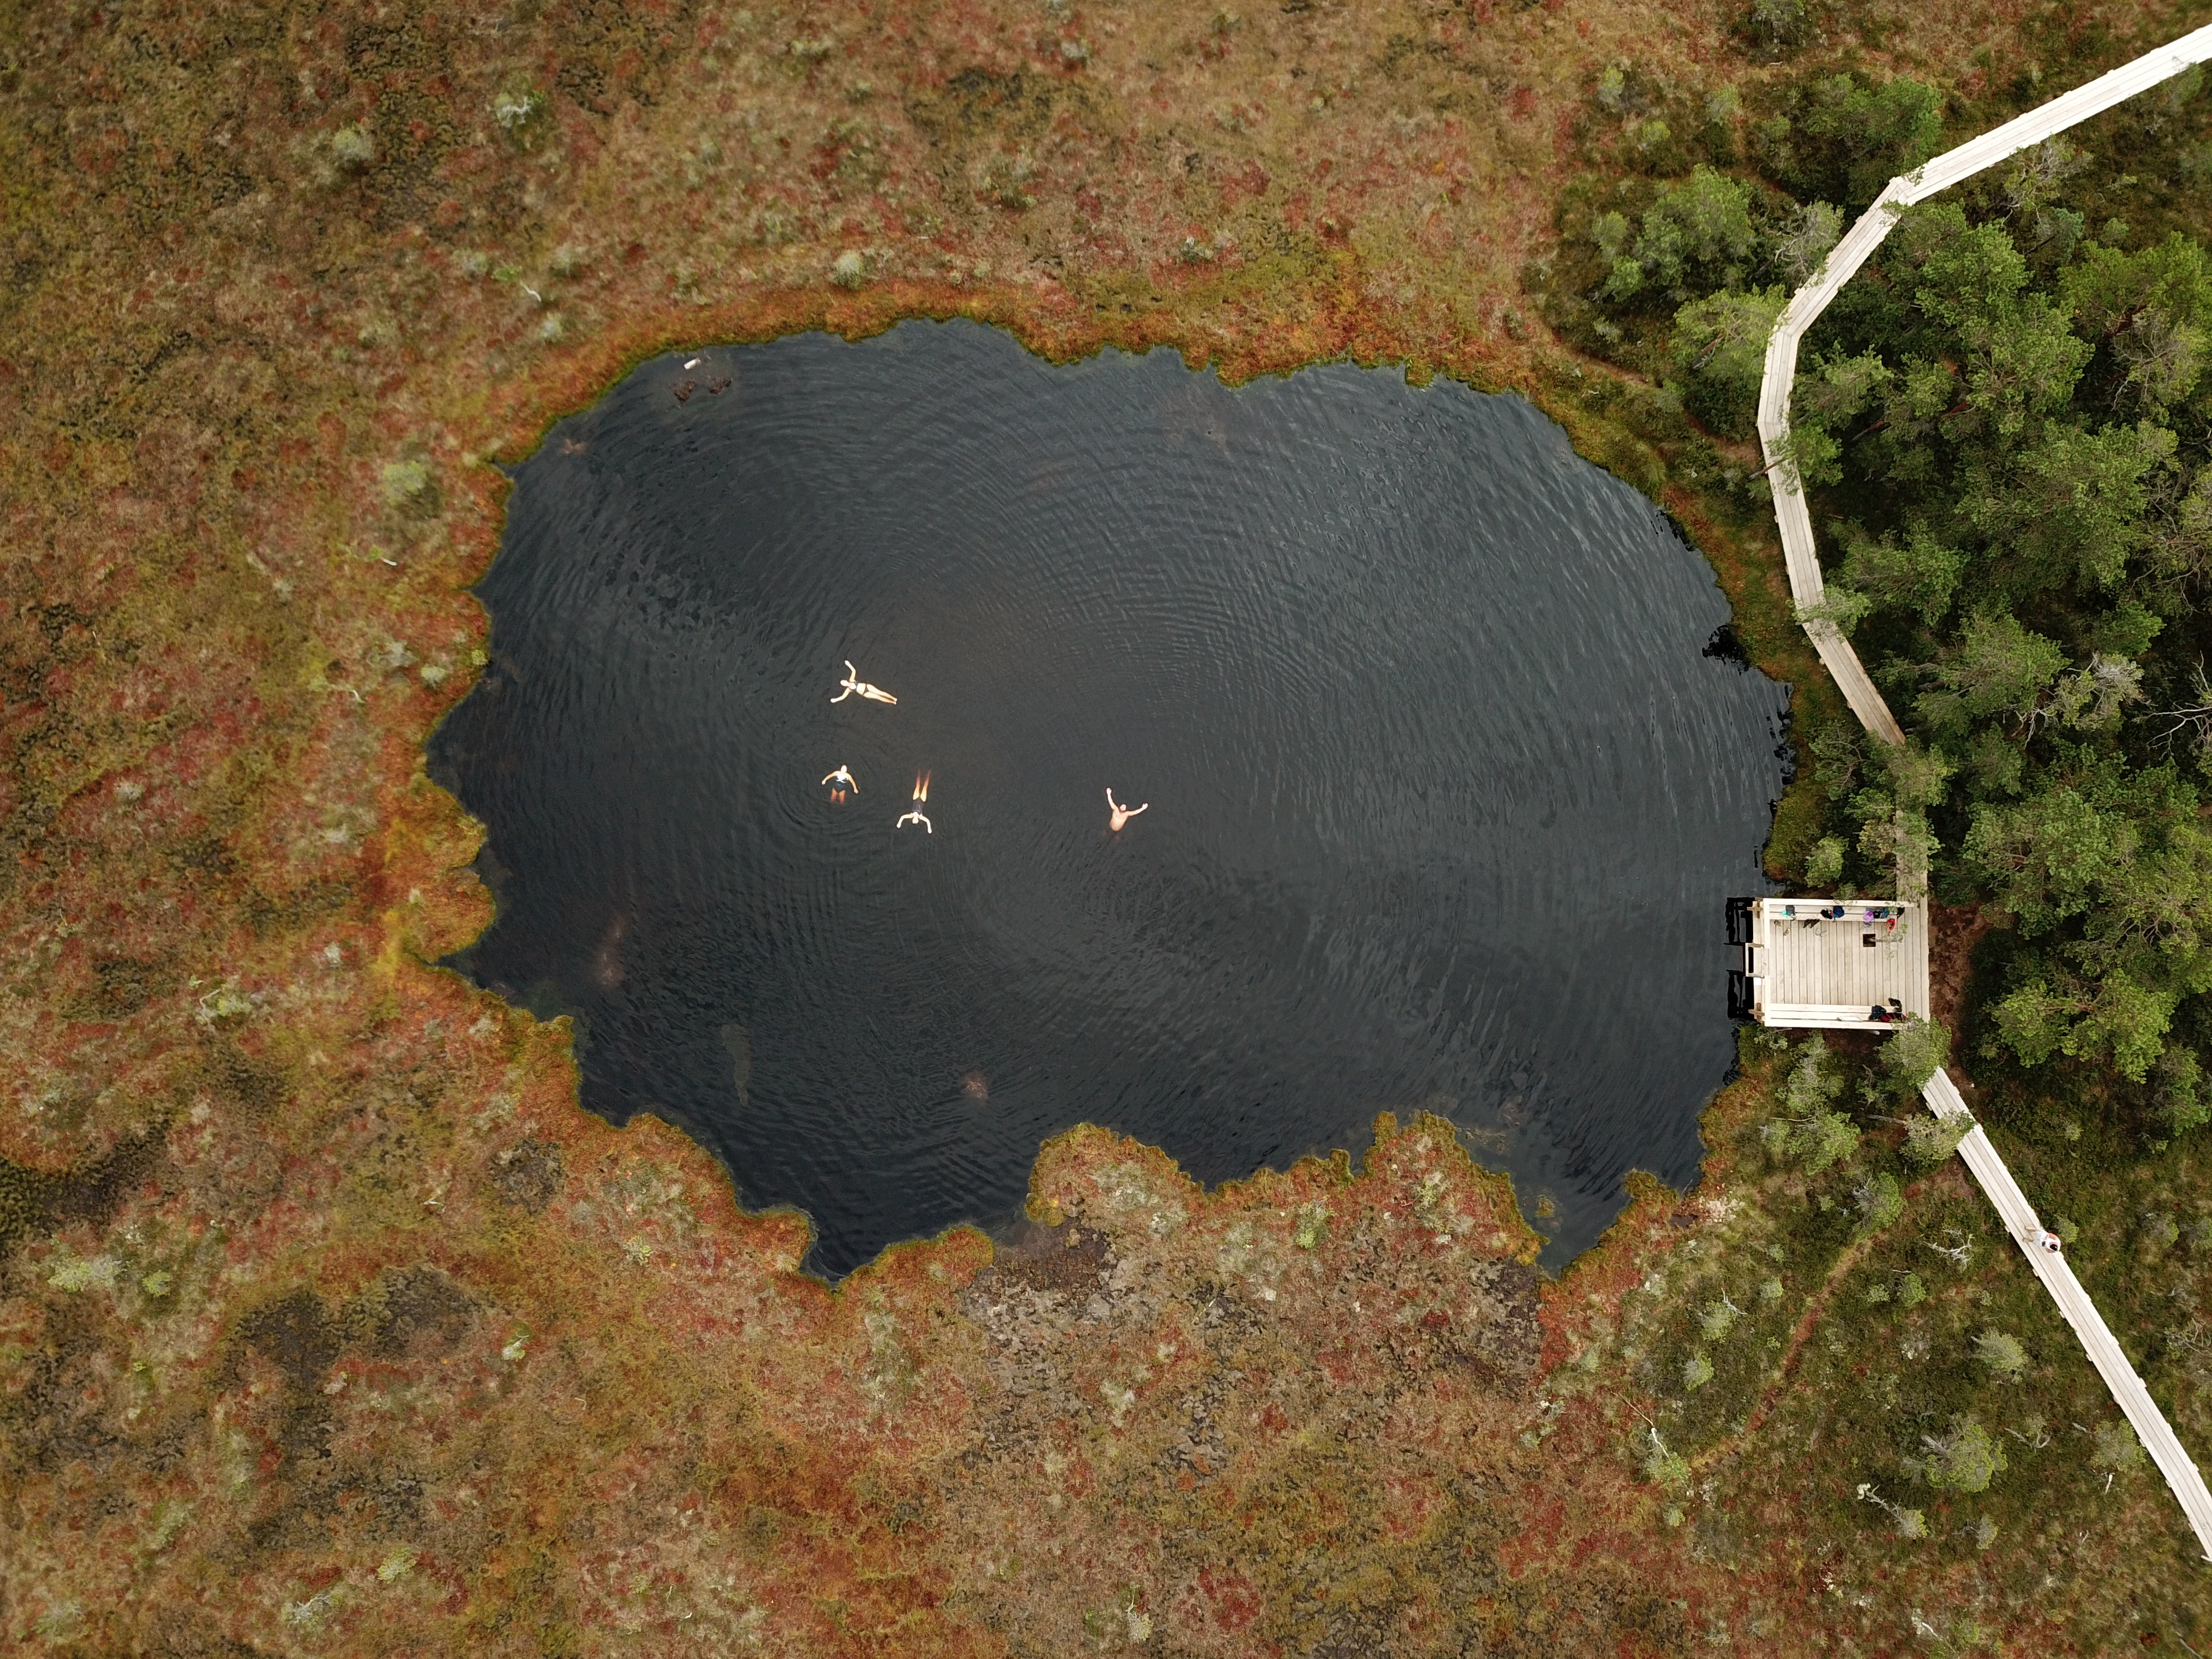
1107 788 1149 832
896 771 932 832
821 764 858 794
831 661 897 705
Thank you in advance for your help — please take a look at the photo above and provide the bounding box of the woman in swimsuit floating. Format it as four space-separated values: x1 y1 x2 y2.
831 661 897 705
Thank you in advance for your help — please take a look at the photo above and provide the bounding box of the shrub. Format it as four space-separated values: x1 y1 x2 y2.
1759 71 1942 208
1698 1296 1741 1340
330 124 375 170
1744 0 1811 52
1776 200 1844 283
1803 835 1845 886
1640 1428 1692 1489
1603 166 1759 302
2156 1047 2208 1133
1671 286 1785 438
1918 1416 2006 1493
1971 1328 2028 1380
380 460 432 509
2092 1420 2144 1471
1901 1109 1969 1165
1852 1171 1903 1235
2138 1210 2180 1255
1835 526 1966 629
493 88 547 132
1880 1016 1952 1098
1762 1040 1861 1170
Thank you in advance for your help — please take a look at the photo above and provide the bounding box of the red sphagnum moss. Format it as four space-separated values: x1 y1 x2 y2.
9 0 2212 1652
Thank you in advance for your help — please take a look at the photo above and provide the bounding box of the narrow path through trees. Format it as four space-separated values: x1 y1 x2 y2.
1755 21 2212 1561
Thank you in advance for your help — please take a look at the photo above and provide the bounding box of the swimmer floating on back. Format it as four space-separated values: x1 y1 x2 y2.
896 771 932 833
1107 788 1149 832
831 661 898 705
821 764 858 794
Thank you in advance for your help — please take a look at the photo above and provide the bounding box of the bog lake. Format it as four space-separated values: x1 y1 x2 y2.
431 319 1790 1275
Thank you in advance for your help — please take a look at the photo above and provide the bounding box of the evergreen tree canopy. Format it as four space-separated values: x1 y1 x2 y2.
1548 62 2212 1125
1756 71 1943 209
1783 192 2212 1107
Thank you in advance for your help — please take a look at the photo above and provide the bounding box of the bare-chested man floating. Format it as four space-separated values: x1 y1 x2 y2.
1107 789 1149 832
831 661 897 705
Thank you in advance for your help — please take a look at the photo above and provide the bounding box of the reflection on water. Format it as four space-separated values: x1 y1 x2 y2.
431 320 1788 1276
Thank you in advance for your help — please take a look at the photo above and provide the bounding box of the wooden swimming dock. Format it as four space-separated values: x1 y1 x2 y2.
1732 898 1929 1030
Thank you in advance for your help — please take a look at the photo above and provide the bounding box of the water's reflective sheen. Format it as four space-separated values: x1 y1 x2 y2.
433 320 1787 1275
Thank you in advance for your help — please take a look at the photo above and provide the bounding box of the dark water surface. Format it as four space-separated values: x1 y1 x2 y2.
432 320 1788 1275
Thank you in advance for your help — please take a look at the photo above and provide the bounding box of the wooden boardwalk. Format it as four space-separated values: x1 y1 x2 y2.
1759 24 2212 745
1754 22 2212 1561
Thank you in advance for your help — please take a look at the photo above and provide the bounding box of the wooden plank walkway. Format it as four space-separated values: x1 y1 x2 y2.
1754 22 2212 1561
1759 22 2212 746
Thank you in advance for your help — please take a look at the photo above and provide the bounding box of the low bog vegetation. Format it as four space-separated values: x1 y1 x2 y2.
1561 1026 2211 1646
